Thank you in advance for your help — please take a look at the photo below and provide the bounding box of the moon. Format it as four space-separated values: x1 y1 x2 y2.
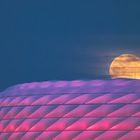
109 54 140 79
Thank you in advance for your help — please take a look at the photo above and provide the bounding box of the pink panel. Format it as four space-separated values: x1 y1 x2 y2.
6 133 25 140
72 131 103 140
110 118 140 130
119 131 140 140
45 105 75 118
87 118 123 130
94 131 127 140
65 118 98 130
52 131 81 140
108 104 140 117
64 105 94 117
47 118 77 131
15 119 38 132
37 132 60 140
85 105 119 117
15 106 38 119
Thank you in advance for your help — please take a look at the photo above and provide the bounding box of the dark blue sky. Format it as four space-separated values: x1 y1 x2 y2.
0 0 140 91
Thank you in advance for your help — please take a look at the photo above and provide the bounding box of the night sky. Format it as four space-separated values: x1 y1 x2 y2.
0 0 140 91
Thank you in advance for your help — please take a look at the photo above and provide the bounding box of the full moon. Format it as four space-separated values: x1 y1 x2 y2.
109 54 140 79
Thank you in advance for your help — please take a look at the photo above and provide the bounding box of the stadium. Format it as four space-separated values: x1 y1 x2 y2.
0 80 140 140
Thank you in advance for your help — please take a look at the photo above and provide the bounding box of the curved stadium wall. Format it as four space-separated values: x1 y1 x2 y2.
0 80 140 140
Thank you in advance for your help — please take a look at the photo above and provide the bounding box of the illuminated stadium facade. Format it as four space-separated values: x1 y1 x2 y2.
0 80 140 140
